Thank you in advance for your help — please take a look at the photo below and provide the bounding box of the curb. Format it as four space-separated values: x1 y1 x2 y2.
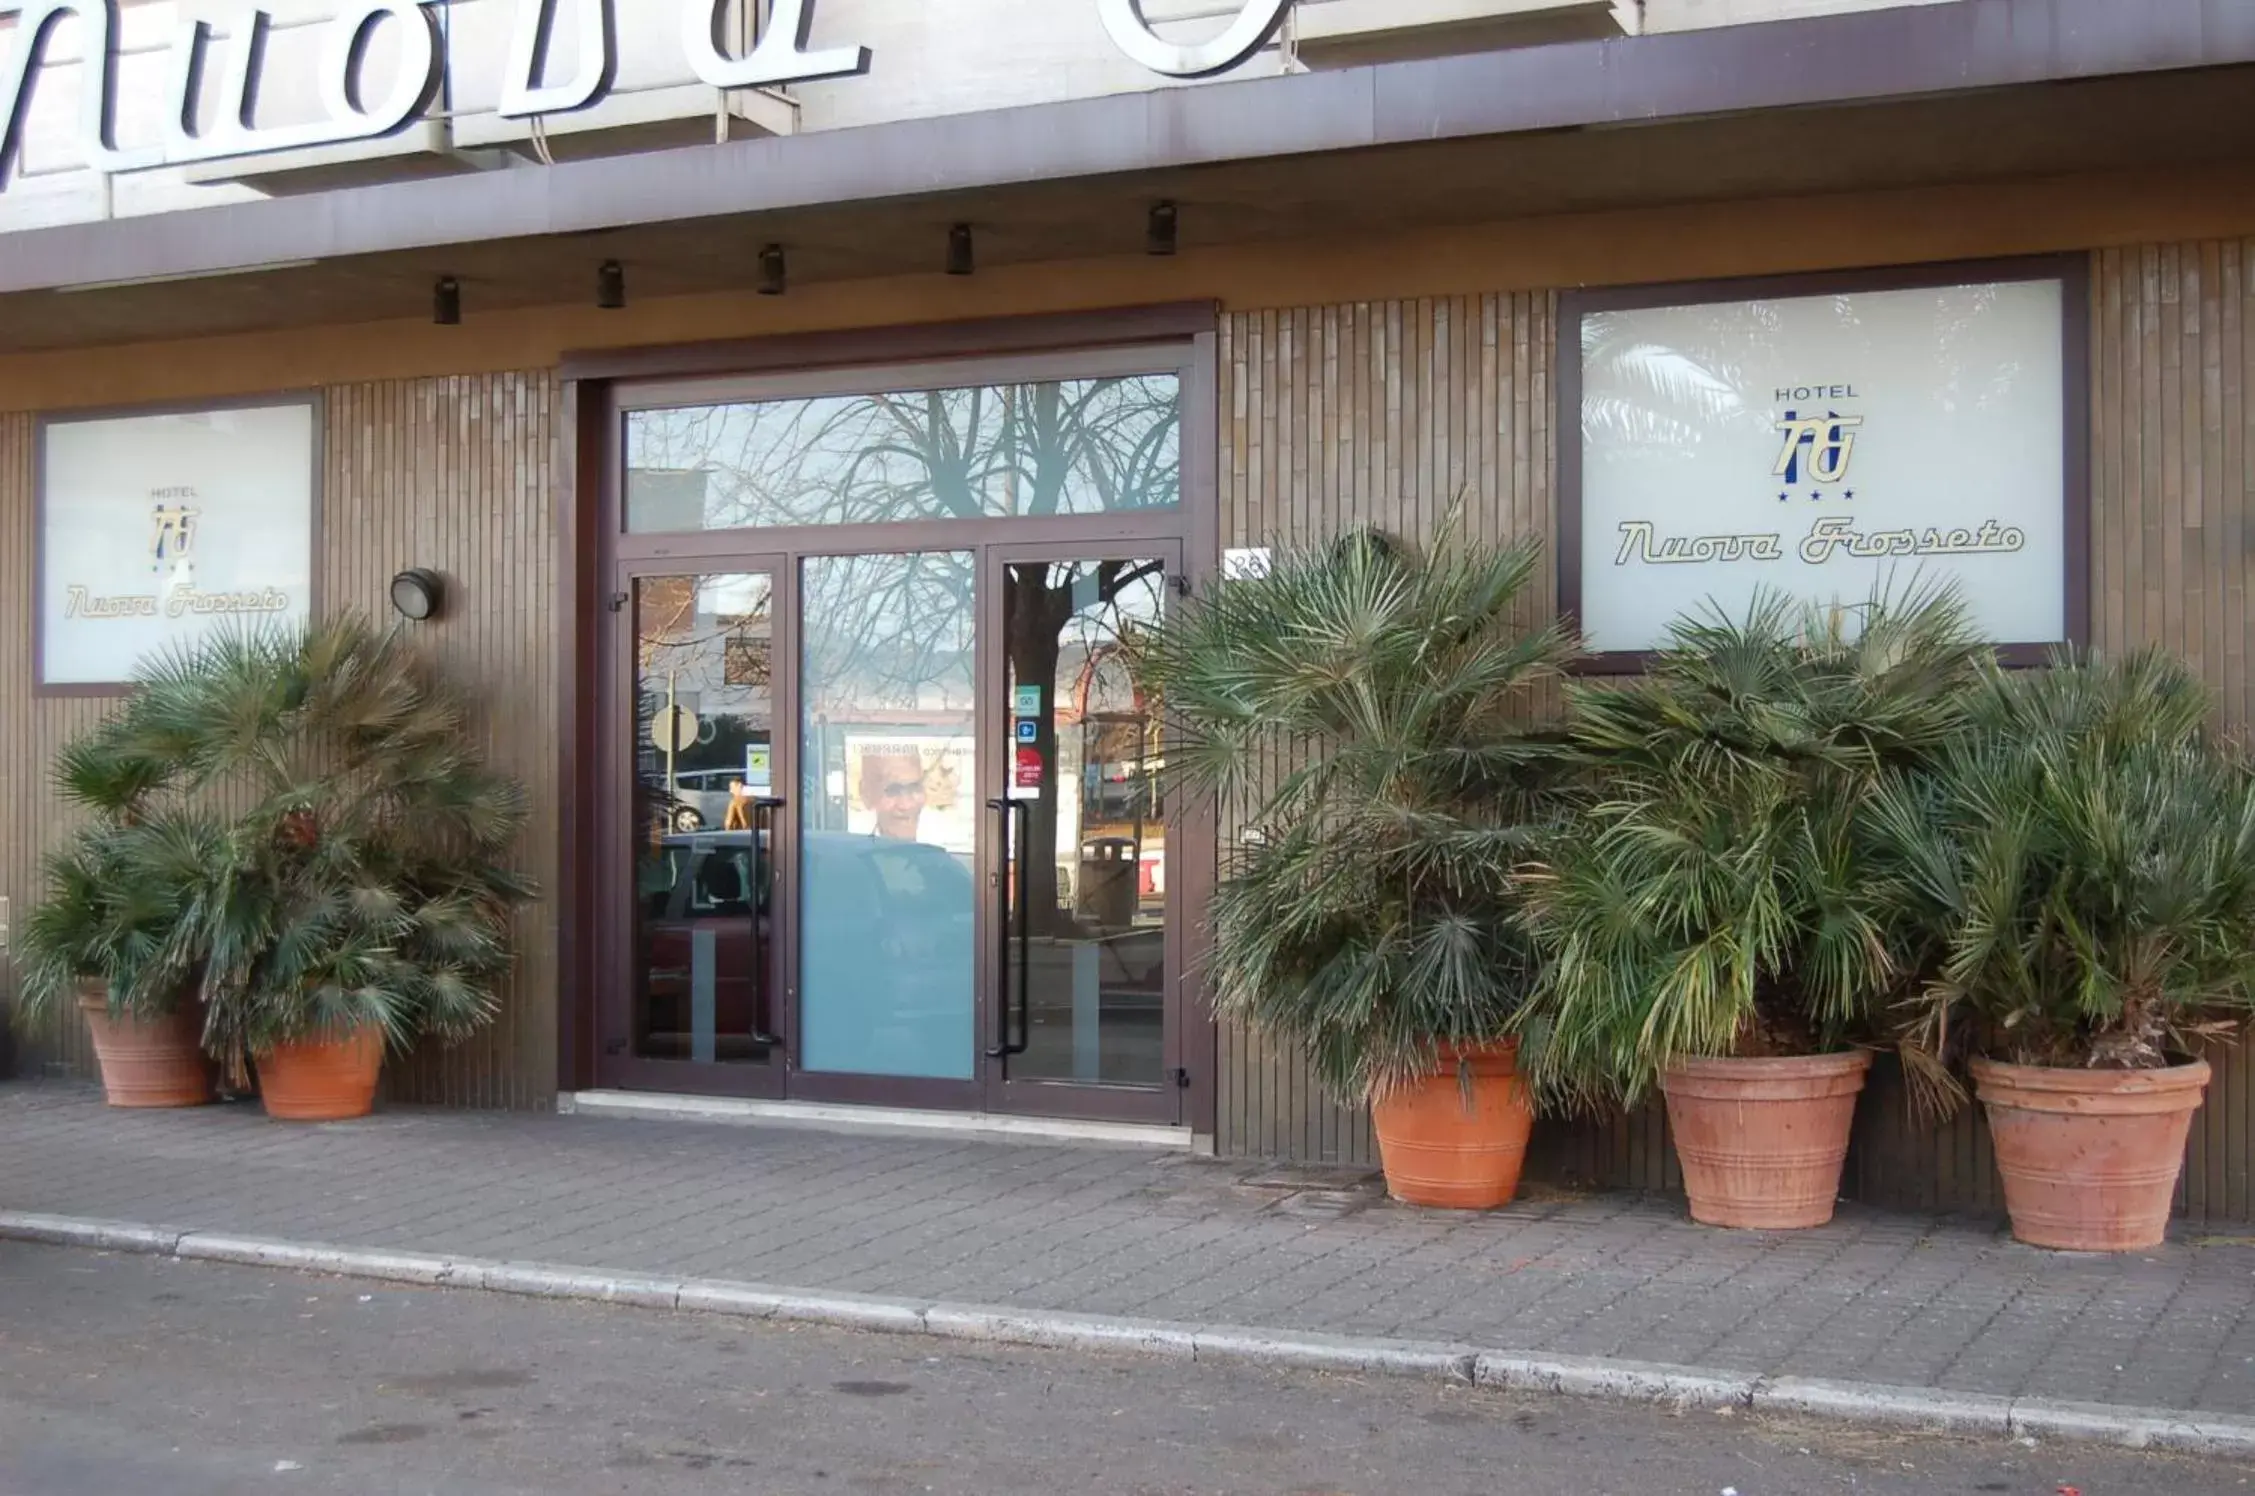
6 1209 2254 1459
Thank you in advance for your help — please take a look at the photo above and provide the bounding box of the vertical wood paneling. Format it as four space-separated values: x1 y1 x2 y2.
1215 292 1555 1165
318 370 560 1109
1216 245 2255 1220
1 372 559 1109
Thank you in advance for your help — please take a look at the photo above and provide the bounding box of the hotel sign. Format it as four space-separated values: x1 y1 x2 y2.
41 401 315 688
0 0 1297 186
1570 270 2074 657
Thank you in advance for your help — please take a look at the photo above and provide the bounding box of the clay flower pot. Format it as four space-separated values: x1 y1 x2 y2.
1370 1040 1534 1209
76 981 213 1109
255 1026 385 1121
1660 1051 1872 1230
1973 1057 2209 1252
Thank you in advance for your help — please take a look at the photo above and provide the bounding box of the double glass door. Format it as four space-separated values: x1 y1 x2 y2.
602 543 1183 1124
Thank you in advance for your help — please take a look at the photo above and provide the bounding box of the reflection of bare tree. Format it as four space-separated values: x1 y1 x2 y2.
630 375 1181 529
1008 560 1165 932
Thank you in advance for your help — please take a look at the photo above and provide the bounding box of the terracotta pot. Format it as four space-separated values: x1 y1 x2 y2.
1370 1040 1534 1209
1660 1051 1872 1230
254 1027 384 1121
1973 1056 2209 1252
76 982 213 1109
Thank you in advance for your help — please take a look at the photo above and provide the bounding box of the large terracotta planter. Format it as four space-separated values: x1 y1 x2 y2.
255 1027 384 1121
1370 1040 1534 1209
76 982 212 1109
1660 1051 1872 1230
1973 1057 2209 1252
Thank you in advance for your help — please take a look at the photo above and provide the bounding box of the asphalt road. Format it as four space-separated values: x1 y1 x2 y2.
0 1242 2246 1496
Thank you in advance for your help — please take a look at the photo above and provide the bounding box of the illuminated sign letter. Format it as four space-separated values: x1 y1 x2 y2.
498 0 614 119
0 1 141 185
680 0 869 90
1096 0 1293 78
161 0 442 164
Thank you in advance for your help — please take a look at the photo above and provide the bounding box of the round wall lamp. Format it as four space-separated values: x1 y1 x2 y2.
390 568 445 622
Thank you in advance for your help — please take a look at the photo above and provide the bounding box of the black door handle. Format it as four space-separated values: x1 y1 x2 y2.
747 796 786 1048
987 796 1031 1060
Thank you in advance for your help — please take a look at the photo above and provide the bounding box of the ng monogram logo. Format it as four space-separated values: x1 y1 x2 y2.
1772 409 1862 486
150 497 200 571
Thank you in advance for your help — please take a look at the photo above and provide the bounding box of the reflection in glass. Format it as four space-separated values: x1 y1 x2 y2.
798 552 979 1079
626 375 1181 532
1004 559 1169 1087
631 573 777 1065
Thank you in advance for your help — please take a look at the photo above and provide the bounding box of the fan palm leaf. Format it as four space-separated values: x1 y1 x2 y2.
1137 515 1575 1103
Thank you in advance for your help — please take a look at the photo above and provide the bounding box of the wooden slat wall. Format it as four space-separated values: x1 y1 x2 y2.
1215 294 1556 1164
0 372 561 1109
1215 243 2255 1220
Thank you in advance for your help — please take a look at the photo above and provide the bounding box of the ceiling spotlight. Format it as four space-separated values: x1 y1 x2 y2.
946 223 975 277
1147 201 1178 257
758 243 786 296
432 276 461 325
596 259 625 310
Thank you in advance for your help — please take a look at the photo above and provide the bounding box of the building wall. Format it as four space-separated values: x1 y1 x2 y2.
1212 237 2255 1222
0 0 1948 235
0 371 561 1107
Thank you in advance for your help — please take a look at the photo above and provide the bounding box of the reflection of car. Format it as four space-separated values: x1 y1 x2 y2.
640 831 771 1058
642 769 749 832
639 781 708 836
639 831 977 1068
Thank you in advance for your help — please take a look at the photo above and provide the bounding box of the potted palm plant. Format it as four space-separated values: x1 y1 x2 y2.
1865 649 2255 1251
15 811 226 1108
92 616 536 1121
1516 589 1987 1229
1138 523 1575 1208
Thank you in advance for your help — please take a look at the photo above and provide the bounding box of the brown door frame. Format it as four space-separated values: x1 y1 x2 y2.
563 309 1222 1134
979 538 1189 1126
596 550 795 1099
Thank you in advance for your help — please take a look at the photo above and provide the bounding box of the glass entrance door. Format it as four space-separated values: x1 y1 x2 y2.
600 558 790 1096
985 547 1183 1122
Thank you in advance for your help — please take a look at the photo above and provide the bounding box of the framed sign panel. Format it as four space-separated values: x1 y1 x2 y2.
1559 258 2087 668
39 398 319 691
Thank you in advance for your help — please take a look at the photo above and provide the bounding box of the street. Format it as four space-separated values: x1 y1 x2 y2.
0 1243 2243 1495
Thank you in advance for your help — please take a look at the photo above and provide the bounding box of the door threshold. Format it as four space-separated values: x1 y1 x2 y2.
558 1090 1200 1151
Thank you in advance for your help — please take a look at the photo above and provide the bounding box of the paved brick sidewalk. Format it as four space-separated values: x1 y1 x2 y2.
7 1081 2255 1417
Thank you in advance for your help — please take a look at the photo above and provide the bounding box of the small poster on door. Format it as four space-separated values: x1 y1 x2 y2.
844 734 976 857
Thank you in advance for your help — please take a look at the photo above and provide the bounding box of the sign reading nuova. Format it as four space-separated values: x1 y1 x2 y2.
41 402 315 687
0 0 1298 187
1574 274 2069 655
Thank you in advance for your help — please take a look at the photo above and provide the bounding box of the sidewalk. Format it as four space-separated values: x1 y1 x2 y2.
7 1081 2255 1431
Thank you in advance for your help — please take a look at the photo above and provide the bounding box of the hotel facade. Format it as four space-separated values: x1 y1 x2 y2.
4 0 2253 1217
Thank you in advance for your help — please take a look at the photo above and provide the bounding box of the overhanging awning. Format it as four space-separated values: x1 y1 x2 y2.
0 0 2251 353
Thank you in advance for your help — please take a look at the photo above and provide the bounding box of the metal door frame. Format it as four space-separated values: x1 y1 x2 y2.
595 550 794 1099
576 320 1221 1133
977 540 1189 1126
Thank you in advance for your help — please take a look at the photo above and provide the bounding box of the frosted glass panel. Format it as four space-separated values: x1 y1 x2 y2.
797 551 978 1079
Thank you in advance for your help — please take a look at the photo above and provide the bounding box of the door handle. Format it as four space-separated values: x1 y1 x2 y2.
987 796 1031 1060
747 796 786 1048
